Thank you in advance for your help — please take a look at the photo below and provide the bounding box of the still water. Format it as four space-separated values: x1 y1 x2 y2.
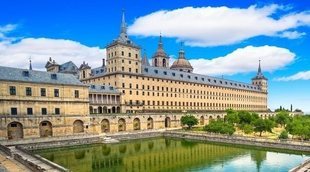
35 138 309 172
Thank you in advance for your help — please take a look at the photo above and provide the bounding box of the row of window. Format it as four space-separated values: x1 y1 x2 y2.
85 74 262 94
122 83 264 98
8 86 80 98
107 51 138 59
10 107 60 115
127 100 267 108
144 68 260 90
123 89 266 101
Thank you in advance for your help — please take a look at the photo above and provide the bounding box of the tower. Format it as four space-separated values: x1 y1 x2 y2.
105 10 141 74
79 61 91 79
45 57 60 72
170 43 193 73
252 60 268 93
152 34 169 68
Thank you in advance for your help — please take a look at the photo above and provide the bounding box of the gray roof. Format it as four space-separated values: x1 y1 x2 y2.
88 84 120 94
59 61 78 75
141 65 262 92
91 66 106 76
0 66 85 86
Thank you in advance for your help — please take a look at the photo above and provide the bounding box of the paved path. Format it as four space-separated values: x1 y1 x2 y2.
0 151 30 172
9 146 61 172
291 159 310 172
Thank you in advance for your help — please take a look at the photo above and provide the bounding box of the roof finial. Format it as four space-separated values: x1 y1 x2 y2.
29 56 32 70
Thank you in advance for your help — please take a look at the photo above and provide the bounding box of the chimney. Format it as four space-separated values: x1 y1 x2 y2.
102 58 105 67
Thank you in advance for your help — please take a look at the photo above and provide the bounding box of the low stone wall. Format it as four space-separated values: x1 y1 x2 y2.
0 144 11 156
289 158 310 172
164 131 310 152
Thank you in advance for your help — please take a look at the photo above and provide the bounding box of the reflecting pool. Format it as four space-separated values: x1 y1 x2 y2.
35 138 309 172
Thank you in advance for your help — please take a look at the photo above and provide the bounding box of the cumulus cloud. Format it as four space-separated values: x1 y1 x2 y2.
182 45 295 76
128 4 310 47
276 71 310 81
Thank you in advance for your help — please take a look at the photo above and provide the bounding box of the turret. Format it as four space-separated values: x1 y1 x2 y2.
79 61 91 79
252 60 268 93
152 34 169 68
105 10 141 74
45 57 60 72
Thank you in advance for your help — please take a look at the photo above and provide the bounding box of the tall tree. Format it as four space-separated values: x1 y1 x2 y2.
181 115 198 129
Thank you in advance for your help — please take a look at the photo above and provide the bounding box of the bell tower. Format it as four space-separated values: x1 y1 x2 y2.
105 10 142 74
152 34 169 68
252 60 268 93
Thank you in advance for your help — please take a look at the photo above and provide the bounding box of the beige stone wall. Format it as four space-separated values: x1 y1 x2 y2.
82 73 268 113
106 44 141 74
0 80 90 139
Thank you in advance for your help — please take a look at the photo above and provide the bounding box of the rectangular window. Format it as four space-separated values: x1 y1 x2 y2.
27 108 33 115
54 89 59 97
9 86 16 95
40 88 46 97
74 90 79 98
26 87 32 96
11 108 17 115
41 108 47 115
55 108 60 115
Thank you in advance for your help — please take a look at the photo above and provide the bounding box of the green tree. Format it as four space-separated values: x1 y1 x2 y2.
181 115 198 129
204 121 235 135
253 119 274 136
275 111 290 127
225 109 239 124
238 111 253 124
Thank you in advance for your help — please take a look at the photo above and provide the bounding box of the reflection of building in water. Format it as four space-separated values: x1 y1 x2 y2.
38 138 248 172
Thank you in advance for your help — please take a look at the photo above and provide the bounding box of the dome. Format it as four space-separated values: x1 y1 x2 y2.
170 58 193 70
170 48 193 73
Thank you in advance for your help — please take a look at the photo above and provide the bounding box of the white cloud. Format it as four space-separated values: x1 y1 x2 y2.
0 24 17 33
179 45 295 76
276 71 310 81
128 5 310 47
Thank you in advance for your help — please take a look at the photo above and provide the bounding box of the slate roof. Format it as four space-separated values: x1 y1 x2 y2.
0 66 85 86
59 61 79 75
141 65 262 92
88 84 120 94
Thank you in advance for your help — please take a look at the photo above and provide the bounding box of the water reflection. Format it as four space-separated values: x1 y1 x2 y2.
36 138 309 172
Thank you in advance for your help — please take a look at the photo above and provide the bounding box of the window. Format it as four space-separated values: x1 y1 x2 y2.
51 74 57 80
41 108 47 115
144 68 148 72
54 89 59 97
122 66 124 71
121 51 124 56
26 87 32 96
154 70 158 74
27 108 33 115
22 71 29 77
9 86 16 95
40 88 46 97
11 108 17 115
129 68 132 72
129 52 131 57
55 108 60 115
74 90 79 98
136 69 138 73
163 71 167 75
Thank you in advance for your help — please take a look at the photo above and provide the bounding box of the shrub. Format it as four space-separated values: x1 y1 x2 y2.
279 130 288 139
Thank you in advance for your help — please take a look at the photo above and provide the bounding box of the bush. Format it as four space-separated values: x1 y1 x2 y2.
242 124 254 134
279 130 288 139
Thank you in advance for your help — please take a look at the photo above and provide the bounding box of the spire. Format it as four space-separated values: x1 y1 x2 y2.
158 32 163 49
252 59 267 80
178 42 185 59
121 9 127 34
258 59 262 74
29 57 32 70
116 9 130 43
142 49 150 66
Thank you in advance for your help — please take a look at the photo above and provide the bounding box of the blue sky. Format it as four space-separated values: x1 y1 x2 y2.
0 0 309 113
